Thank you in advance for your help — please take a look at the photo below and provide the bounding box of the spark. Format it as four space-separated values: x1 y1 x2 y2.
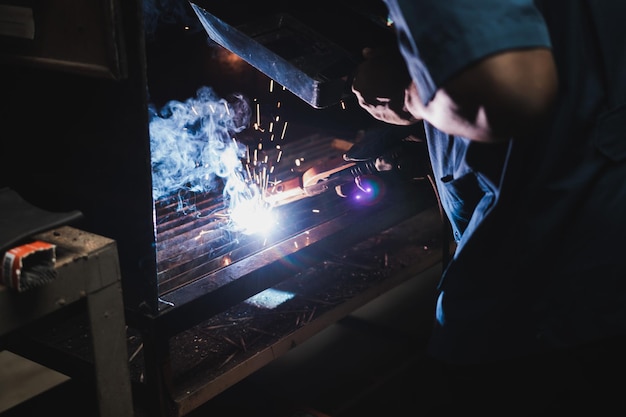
280 121 288 139
194 229 211 240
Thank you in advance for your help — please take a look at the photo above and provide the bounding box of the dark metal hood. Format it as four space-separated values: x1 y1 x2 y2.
190 2 358 109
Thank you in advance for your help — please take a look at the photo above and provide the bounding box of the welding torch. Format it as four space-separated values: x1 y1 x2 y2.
264 125 430 207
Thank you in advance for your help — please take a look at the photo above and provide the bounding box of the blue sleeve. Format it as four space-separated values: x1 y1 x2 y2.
384 0 552 104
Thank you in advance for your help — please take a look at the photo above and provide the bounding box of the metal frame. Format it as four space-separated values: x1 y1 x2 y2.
127 182 443 417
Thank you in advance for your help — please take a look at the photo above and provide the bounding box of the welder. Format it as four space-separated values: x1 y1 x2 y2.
348 0 626 411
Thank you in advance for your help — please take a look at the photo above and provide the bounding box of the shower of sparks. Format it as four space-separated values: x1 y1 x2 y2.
149 77 341 236
149 85 290 236
232 78 301 234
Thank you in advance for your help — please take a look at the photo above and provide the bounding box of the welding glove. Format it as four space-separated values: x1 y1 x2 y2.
339 124 431 196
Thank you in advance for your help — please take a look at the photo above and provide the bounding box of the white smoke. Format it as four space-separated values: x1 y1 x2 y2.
149 86 273 234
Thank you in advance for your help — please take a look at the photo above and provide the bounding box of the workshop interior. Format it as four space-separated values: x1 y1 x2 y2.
0 0 449 416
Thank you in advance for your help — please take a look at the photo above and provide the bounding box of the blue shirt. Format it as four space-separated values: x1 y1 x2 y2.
385 0 626 363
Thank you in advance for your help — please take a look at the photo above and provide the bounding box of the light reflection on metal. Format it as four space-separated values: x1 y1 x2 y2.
158 297 175 307
244 288 295 309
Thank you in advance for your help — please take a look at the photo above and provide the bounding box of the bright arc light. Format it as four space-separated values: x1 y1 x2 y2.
229 196 276 235
351 175 386 206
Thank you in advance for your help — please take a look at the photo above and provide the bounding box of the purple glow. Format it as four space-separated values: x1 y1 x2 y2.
350 176 386 206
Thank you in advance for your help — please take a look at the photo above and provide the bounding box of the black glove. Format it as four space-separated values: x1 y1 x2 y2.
336 124 431 199
343 124 431 179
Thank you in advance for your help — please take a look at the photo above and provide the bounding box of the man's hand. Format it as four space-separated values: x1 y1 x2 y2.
343 125 431 182
351 47 419 125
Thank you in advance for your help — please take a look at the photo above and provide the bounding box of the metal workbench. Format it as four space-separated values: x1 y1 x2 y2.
0 226 133 417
